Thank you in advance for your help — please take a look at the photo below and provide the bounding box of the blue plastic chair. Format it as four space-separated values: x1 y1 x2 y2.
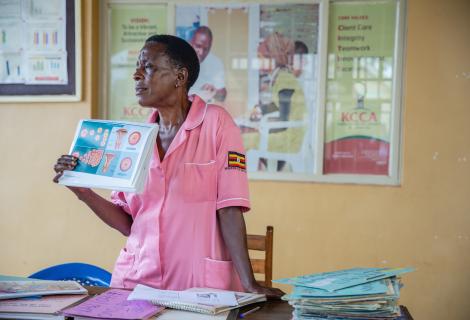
29 262 111 287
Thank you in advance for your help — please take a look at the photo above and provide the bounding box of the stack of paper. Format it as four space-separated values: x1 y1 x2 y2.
0 280 87 300
128 284 266 315
59 119 158 193
0 277 88 319
274 267 414 320
0 294 87 320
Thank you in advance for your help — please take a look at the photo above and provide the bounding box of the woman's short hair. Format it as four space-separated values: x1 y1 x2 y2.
294 41 309 54
145 34 200 89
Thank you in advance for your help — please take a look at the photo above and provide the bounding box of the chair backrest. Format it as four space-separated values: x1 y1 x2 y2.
247 226 273 287
29 262 112 287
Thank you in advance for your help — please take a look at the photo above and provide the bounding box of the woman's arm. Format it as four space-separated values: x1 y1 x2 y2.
217 206 285 299
71 188 133 236
53 155 133 236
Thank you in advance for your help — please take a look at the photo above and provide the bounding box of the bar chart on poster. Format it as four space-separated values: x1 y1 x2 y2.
0 0 81 101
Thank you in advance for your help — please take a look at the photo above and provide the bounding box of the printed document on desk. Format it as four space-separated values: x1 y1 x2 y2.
275 267 414 320
283 278 393 299
154 309 237 320
0 294 87 320
128 285 266 315
62 289 162 320
0 280 87 300
129 286 238 306
59 119 158 193
274 267 414 292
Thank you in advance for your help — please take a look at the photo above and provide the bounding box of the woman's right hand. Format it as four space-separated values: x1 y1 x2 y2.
53 155 93 197
53 154 78 183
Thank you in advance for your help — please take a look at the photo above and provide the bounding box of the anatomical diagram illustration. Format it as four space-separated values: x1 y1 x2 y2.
119 157 133 172
102 153 116 173
79 149 104 167
71 121 147 178
114 128 128 149
128 131 141 145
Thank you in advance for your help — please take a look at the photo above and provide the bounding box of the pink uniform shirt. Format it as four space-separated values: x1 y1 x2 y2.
110 95 250 291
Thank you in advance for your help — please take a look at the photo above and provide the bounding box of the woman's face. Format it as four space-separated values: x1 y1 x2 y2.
133 42 179 107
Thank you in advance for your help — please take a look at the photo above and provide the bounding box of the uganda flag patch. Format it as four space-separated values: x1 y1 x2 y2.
227 151 246 171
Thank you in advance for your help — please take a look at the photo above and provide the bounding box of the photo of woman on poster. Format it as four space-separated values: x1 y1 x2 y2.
240 4 319 174
175 4 320 175
242 32 308 172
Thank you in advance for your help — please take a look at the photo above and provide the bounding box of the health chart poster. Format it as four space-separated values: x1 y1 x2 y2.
323 1 397 175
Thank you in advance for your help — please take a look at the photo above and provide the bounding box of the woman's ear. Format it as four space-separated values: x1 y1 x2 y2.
176 68 189 88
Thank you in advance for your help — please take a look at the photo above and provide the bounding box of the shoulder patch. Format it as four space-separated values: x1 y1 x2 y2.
227 151 246 171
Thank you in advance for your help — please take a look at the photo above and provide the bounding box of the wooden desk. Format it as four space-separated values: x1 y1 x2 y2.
86 287 413 320
237 302 413 320
237 300 291 319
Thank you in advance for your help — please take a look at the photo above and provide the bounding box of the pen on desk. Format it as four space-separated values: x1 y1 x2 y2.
239 306 261 318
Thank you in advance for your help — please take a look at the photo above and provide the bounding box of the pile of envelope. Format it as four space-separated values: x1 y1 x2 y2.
274 267 414 320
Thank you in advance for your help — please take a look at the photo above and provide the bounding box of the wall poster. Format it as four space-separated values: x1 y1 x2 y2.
175 3 322 176
105 3 168 122
323 0 400 176
100 0 405 184
0 0 80 101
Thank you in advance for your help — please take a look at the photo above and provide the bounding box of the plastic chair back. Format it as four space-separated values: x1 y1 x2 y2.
29 262 111 287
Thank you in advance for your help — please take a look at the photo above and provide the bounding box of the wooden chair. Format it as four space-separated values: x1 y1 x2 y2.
247 226 273 287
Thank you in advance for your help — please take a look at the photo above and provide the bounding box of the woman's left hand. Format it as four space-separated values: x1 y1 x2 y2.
245 282 285 299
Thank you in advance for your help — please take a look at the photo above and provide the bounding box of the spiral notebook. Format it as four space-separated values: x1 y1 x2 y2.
156 308 238 320
128 285 266 315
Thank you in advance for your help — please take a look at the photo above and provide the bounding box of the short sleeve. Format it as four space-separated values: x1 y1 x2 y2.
110 191 132 215
215 112 250 212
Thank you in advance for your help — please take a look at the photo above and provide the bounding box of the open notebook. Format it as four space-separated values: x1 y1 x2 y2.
155 308 238 320
128 285 266 315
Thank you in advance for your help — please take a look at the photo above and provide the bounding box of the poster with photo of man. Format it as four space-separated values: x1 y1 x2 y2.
175 4 250 117
175 4 320 176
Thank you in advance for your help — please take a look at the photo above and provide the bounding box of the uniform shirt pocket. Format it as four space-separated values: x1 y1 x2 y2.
110 248 135 289
204 257 233 290
184 160 217 202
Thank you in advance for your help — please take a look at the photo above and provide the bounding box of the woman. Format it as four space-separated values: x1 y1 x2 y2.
53 35 283 298
243 33 307 171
